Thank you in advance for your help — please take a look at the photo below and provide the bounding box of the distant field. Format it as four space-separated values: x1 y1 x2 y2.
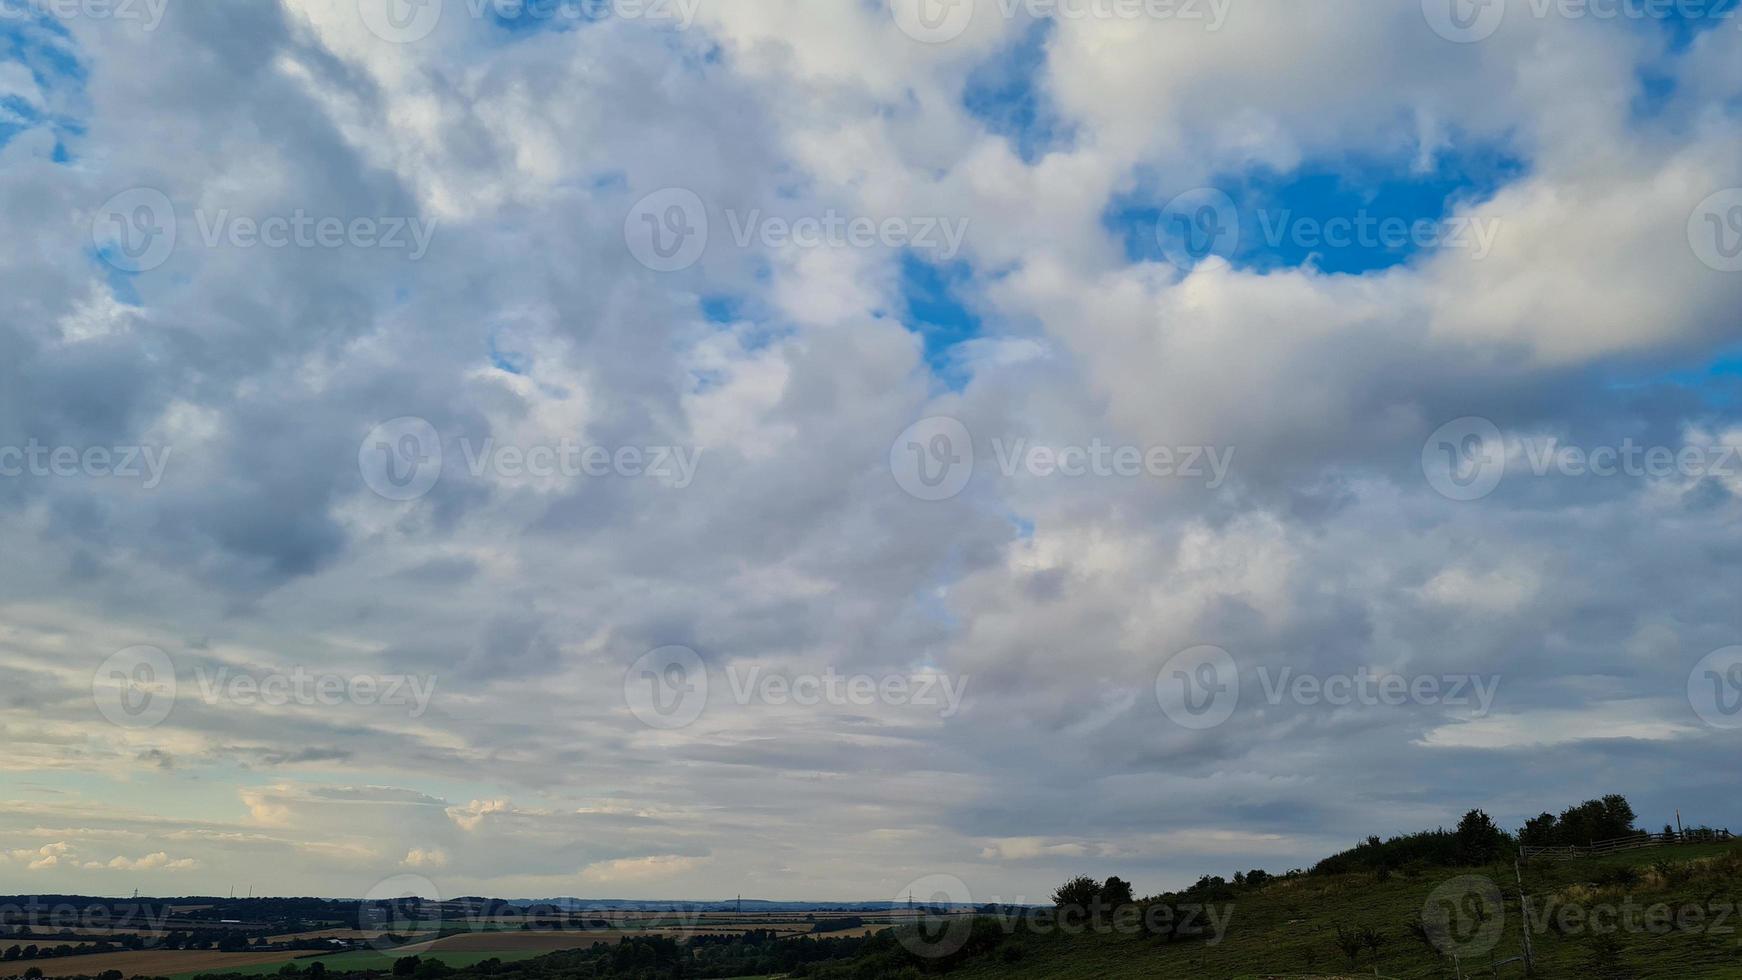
2 912 897 980
166 949 553 979
15 950 320 978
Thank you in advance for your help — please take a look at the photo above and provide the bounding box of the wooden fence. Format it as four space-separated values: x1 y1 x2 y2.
1519 828 1733 860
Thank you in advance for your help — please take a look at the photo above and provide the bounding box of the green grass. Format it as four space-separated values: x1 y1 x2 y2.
937 842 1742 979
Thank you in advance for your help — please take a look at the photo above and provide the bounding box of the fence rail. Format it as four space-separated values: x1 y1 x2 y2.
1520 828 1733 860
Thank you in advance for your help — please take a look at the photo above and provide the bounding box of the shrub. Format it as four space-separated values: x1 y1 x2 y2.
1333 923 1364 968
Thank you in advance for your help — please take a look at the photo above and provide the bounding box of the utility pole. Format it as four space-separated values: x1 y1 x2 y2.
1676 809 1685 842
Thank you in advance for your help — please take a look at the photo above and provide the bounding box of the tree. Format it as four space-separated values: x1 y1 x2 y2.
1051 875 1101 911
1101 877 1134 909
22 968 42 980
392 955 422 977
1518 812 1557 845
1456 809 1508 864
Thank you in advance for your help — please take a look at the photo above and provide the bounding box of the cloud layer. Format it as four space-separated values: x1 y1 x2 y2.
2 0 1741 902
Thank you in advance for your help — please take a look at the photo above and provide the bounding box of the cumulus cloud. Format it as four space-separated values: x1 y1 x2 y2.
1 0 1740 902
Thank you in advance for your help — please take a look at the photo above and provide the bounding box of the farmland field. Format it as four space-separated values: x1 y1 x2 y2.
19 950 326 979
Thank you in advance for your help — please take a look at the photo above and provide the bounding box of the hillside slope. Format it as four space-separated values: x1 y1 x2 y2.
874 842 1742 980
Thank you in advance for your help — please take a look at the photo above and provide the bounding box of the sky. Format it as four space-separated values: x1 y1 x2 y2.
3 0 1742 905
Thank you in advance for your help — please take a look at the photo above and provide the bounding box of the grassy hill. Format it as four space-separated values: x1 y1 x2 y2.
879 841 1742 979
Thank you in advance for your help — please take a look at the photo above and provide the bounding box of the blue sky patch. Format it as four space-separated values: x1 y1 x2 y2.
1109 143 1527 274
963 20 1074 163
1 15 87 155
898 252 983 387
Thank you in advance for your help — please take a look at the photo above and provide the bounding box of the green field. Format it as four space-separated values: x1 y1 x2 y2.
912 843 1742 979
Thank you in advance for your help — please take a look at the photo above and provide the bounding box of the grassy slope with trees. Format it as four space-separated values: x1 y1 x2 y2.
9 795 1737 980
